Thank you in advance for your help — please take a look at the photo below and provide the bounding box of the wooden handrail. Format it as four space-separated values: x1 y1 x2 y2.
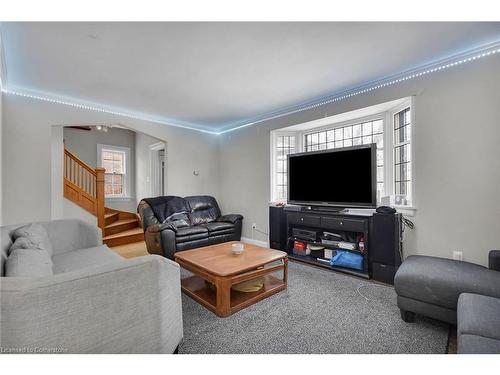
95 167 105 231
64 148 97 176
63 147 106 233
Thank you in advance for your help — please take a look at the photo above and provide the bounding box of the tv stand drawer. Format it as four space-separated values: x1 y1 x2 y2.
321 216 365 232
287 213 321 227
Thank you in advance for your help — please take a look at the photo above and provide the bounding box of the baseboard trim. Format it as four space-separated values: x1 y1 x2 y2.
241 237 269 248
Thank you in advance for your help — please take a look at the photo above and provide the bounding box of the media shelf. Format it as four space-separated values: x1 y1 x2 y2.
284 207 370 278
288 252 370 279
269 205 403 283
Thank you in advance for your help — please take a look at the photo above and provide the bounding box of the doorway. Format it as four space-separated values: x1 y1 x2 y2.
149 142 166 197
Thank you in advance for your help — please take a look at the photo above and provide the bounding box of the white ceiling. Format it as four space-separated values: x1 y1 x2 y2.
1 22 500 132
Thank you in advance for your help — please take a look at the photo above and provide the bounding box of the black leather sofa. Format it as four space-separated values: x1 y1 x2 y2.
137 195 243 259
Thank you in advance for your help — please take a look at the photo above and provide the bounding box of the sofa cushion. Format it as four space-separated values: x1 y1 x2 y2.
203 221 236 234
175 226 209 244
394 255 500 310
5 248 53 277
12 223 54 256
458 293 500 341
185 196 221 225
52 245 123 274
458 334 500 354
9 237 34 253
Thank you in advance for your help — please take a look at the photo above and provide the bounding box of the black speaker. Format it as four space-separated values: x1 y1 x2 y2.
369 213 402 284
269 206 287 251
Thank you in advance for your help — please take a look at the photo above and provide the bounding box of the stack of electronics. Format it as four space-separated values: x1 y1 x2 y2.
291 228 364 271
320 232 364 271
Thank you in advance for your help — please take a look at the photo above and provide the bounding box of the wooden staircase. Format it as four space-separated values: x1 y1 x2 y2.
63 147 144 247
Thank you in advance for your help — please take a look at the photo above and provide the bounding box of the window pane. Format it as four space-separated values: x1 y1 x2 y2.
372 120 383 133
343 139 352 147
319 132 326 144
113 174 123 185
335 141 343 148
362 122 372 135
312 133 319 145
353 124 361 137
277 160 284 173
373 134 383 148
344 126 352 139
362 136 372 145
112 152 123 162
102 151 114 161
334 128 343 140
327 130 334 142
113 161 123 174
353 137 362 146
327 142 334 149
377 149 384 166
377 167 384 182
319 143 327 150
102 160 113 173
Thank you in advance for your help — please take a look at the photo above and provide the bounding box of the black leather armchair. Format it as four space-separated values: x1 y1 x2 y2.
138 195 243 259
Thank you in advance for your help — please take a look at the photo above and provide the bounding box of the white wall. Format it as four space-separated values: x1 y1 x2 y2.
1 95 220 225
217 54 500 266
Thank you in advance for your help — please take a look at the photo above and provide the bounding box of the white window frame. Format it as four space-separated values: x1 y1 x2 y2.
97 144 131 199
270 131 297 203
299 113 389 201
269 97 416 214
388 97 416 212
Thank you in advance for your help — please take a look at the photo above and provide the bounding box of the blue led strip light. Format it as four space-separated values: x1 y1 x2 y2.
0 88 218 135
216 42 500 134
2 41 499 135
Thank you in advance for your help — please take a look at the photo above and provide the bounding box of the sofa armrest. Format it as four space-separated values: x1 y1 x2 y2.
0 255 183 353
489 250 500 272
217 214 243 224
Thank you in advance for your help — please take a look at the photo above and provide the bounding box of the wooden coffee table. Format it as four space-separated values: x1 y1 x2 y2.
175 241 288 317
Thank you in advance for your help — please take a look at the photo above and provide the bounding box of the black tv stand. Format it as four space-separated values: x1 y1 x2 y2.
275 205 402 282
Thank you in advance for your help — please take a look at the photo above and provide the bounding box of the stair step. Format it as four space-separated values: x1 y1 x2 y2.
104 212 120 226
103 227 144 247
104 218 140 237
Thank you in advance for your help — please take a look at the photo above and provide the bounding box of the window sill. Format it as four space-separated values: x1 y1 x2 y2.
394 206 417 217
105 196 133 201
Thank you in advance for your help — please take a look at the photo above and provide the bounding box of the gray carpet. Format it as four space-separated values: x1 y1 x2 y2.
179 261 449 354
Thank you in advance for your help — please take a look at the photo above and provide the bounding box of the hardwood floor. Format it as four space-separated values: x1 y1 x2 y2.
110 240 149 258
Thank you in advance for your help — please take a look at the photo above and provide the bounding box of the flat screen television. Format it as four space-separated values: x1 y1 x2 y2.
288 144 376 208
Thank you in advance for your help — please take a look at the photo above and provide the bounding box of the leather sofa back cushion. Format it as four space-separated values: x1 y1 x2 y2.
6 247 53 277
12 223 54 257
185 196 221 225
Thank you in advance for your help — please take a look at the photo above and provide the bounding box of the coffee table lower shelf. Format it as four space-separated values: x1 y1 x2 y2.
181 274 285 317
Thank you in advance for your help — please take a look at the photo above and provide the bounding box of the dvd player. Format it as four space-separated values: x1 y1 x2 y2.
292 228 318 242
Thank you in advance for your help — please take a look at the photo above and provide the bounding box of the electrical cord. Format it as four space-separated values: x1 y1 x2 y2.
253 227 269 236
356 283 398 307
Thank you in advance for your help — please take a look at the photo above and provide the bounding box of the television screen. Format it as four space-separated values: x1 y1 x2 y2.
288 145 376 207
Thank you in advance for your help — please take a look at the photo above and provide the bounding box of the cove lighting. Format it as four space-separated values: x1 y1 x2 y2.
2 41 499 136
0 87 219 135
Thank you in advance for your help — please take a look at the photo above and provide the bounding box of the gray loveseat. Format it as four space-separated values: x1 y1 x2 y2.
394 251 500 354
1 219 183 354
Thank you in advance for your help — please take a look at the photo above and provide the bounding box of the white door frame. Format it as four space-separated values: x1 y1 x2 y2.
149 142 166 196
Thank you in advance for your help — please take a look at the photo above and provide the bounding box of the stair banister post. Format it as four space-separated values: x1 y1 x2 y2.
95 167 106 233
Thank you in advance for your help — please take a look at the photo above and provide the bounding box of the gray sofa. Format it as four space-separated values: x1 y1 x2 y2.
1 219 183 354
394 252 500 354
